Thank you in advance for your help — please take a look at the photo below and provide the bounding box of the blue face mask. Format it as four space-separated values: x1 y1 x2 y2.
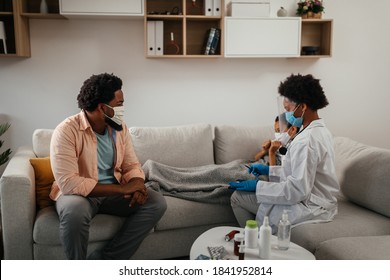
285 105 303 128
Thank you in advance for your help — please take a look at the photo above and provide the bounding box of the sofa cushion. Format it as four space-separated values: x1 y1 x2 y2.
334 137 390 218
34 196 238 245
214 125 274 164
130 124 214 167
32 129 54 158
155 196 238 231
291 200 390 253
315 235 390 260
29 157 55 209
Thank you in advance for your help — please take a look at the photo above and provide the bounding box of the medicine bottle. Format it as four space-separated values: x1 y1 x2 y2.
277 210 291 250
225 230 239 241
244 220 258 249
238 244 245 260
259 216 271 259
233 233 244 256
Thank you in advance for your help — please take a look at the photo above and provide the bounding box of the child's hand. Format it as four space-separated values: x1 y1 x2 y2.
262 140 271 150
270 141 282 154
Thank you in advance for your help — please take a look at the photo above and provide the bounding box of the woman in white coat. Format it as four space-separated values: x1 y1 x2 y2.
229 74 340 233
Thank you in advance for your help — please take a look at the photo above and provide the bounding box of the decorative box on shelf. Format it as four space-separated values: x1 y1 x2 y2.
227 1 270 17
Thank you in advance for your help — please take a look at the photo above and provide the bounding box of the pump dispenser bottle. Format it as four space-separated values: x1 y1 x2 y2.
277 210 291 250
259 216 271 259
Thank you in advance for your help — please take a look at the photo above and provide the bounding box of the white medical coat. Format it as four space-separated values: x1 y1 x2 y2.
256 119 340 230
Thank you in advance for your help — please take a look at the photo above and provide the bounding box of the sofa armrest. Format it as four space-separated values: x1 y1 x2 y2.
0 146 37 259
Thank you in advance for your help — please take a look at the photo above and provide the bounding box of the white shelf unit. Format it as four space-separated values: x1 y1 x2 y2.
224 17 301 58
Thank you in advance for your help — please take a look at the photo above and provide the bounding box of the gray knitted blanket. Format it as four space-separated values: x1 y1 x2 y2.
143 159 261 204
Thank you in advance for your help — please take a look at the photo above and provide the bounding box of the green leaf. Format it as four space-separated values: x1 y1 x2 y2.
0 122 12 166
0 123 11 137
0 148 12 166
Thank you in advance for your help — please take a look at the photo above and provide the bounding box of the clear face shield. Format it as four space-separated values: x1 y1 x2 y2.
276 96 297 133
275 97 299 154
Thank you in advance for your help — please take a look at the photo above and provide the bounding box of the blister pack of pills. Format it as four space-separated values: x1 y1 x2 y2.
207 245 228 260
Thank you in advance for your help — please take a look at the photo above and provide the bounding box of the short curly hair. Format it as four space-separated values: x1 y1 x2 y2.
278 74 329 110
77 73 122 111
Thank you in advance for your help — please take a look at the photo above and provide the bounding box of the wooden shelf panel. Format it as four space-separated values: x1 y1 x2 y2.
147 14 184 20
146 54 222 58
301 19 333 57
21 13 65 19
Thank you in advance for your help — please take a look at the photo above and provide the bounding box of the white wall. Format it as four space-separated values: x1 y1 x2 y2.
1 0 390 165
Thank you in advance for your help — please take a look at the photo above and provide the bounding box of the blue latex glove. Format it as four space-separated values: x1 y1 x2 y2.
228 180 258 192
248 164 269 176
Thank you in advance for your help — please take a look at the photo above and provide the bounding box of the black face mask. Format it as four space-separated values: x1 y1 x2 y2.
104 116 123 131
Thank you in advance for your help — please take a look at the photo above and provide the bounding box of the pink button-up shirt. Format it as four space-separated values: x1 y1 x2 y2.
49 111 145 201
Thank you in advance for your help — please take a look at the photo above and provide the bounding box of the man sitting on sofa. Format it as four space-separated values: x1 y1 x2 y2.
49 73 167 260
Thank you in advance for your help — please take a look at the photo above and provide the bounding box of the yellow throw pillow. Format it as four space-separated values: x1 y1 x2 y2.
29 157 55 209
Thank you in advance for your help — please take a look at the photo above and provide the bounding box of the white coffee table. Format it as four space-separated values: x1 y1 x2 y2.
190 226 315 260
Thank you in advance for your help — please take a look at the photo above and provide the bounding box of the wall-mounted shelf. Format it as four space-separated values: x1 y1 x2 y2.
224 17 301 58
0 0 29 57
1 1 333 59
145 0 224 58
0 0 65 58
59 0 144 18
300 19 333 58
224 17 333 58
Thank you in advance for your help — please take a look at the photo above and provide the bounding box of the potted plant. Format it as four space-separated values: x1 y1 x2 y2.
0 122 12 167
296 0 324 19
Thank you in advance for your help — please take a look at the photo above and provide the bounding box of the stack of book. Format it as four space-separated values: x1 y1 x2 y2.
203 28 221 55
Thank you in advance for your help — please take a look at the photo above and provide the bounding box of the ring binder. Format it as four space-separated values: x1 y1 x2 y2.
0 21 7 54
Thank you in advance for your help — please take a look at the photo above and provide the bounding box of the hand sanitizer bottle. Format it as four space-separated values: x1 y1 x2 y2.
277 210 291 250
244 220 258 249
259 216 271 259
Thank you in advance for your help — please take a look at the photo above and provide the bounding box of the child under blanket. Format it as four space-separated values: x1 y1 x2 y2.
143 158 263 205
142 115 299 204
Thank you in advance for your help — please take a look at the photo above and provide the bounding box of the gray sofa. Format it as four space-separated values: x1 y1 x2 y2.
291 137 390 259
1 124 389 260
